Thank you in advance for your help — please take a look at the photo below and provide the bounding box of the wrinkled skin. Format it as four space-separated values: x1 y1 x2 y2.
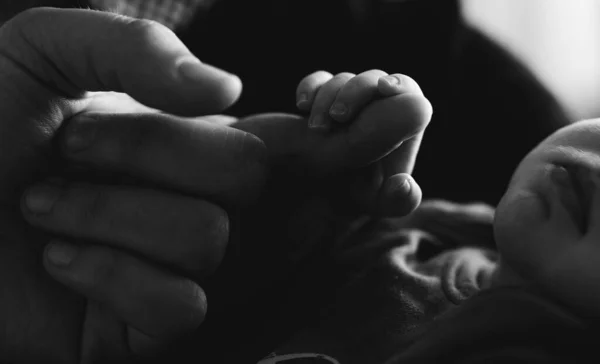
0 8 247 363
0 7 431 364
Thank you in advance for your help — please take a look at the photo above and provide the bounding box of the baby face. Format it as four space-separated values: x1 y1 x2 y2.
494 119 600 317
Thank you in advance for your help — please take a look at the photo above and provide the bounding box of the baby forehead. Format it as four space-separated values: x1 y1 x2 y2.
545 119 600 146
514 121 600 182
524 120 600 164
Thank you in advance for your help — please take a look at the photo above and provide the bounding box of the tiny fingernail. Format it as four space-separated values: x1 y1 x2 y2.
329 103 347 117
382 75 401 87
297 93 309 108
25 184 61 214
47 242 78 267
398 178 411 194
308 114 328 129
65 116 97 152
385 177 411 196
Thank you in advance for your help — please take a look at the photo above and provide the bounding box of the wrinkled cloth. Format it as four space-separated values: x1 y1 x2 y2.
150 199 522 363
252 200 594 364
388 287 595 364
251 200 500 364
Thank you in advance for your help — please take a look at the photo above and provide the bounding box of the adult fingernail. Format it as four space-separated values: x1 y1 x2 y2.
297 93 309 108
46 241 78 267
308 114 328 129
178 57 234 83
65 116 97 152
24 184 61 214
329 103 347 118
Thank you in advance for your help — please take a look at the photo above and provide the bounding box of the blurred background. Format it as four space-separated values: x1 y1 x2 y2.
462 0 600 121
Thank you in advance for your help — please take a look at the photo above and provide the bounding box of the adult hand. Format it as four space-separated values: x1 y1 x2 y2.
29 76 431 361
0 7 265 363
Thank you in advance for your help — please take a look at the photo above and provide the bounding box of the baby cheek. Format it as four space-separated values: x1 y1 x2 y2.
493 190 553 282
496 189 550 235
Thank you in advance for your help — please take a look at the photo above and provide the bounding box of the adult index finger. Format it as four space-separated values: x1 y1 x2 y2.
231 94 432 175
60 112 267 206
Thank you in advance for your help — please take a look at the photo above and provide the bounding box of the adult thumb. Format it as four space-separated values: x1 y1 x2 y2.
0 7 241 116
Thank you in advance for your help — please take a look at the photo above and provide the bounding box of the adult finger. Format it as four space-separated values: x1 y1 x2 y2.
42 240 207 355
60 112 267 205
2 7 241 116
199 114 239 126
232 94 432 175
83 91 239 128
82 92 162 115
22 181 229 278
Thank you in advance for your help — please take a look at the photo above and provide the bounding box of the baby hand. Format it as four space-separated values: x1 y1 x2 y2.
295 70 424 131
230 69 431 215
292 69 430 216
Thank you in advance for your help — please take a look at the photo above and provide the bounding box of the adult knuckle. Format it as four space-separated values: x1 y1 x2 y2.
8 7 45 27
121 118 157 160
6 8 31 28
186 203 229 274
0 7 45 51
81 188 111 223
87 247 119 290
